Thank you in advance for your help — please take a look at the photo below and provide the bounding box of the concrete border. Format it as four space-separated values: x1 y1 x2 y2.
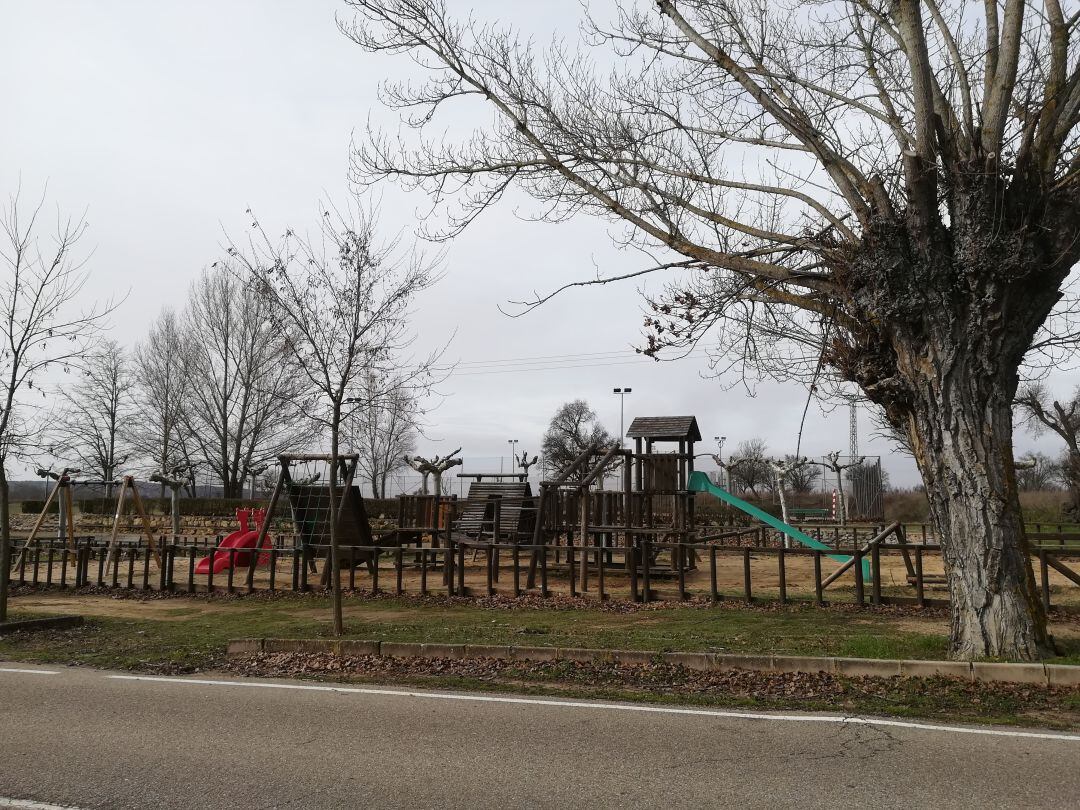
0 615 83 636
229 638 1078 687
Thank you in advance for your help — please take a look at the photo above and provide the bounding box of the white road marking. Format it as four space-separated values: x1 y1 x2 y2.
109 674 1080 743
0 798 86 809
0 668 58 676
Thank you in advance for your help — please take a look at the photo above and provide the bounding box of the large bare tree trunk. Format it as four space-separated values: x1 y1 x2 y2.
896 331 1051 660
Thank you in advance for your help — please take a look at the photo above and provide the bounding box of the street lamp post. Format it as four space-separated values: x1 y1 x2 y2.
714 435 726 486
613 388 632 447
508 439 519 472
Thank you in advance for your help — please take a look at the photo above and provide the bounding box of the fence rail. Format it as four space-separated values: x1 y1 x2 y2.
6 533 1080 614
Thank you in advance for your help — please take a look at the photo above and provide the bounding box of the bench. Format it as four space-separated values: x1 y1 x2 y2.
790 508 830 520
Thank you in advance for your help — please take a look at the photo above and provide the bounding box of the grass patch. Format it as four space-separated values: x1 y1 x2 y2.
1 591 1078 671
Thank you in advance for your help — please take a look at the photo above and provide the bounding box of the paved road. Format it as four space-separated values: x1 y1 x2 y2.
0 664 1078 809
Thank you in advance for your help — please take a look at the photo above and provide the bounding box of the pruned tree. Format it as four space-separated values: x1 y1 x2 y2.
340 0 1080 659
783 454 822 495
131 308 194 497
0 186 115 621
348 371 419 497
824 451 866 526
1016 382 1080 511
180 264 310 498
541 400 613 474
404 448 462 496
517 449 539 477
404 453 432 494
231 200 440 635
49 340 133 496
768 455 809 534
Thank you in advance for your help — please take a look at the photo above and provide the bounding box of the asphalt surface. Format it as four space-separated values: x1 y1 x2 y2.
0 664 1078 809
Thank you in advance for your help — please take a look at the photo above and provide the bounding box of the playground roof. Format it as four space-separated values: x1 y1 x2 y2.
626 416 701 442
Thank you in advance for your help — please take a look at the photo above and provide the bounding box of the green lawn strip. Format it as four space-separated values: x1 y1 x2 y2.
1 594 1077 670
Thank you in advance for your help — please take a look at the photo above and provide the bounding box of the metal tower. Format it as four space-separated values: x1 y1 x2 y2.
848 396 859 459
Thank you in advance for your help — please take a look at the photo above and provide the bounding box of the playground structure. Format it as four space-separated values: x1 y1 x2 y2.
7 416 1080 612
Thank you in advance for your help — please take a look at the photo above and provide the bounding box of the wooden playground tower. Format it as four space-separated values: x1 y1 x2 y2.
233 418 703 590
524 416 701 584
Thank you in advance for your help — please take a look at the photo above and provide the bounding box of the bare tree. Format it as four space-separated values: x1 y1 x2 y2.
404 453 432 494
49 340 133 495
1017 383 1080 512
1014 452 1062 492
541 400 613 474
824 451 866 527
0 187 114 621
404 448 462 496
341 0 1080 659
768 456 808 535
347 372 419 497
516 449 539 477
783 455 822 495
232 201 440 635
725 439 771 496
181 265 309 498
130 308 193 497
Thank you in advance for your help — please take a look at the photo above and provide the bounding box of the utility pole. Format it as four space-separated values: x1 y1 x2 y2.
613 387 632 447
848 395 859 460
713 436 726 487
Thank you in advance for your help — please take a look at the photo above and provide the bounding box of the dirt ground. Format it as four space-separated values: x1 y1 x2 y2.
9 533 1080 612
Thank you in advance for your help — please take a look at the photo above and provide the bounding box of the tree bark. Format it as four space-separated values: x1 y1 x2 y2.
898 341 1052 660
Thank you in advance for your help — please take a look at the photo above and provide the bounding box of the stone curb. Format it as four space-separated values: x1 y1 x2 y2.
228 638 1077 687
0 615 83 636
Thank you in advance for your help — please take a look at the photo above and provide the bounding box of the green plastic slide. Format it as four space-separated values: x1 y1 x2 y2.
687 470 870 577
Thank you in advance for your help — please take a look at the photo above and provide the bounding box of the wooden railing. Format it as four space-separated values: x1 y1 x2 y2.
6 534 1080 613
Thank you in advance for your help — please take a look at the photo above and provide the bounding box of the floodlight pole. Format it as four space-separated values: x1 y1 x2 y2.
613 388 632 447
508 439 519 472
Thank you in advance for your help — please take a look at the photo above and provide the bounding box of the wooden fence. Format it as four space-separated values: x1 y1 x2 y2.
5 533 1080 614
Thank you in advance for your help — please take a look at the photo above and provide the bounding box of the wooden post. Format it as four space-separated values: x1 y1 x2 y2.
813 550 823 605
104 481 129 574
597 543 606 601
125 477 160 565
491 495 502 583
578 490 589 593
246 468 284 587
871 542 882 605
777 547 786 604
1040 549 1051 612
677 542 686 600
568 543 577 598
743 547 752 603
641 539 651 602
63 482 76 550
540 543 549 598
420 548 429 596
915 546 925 607
14 477 63 570
854 548 865 606
709 547 718 603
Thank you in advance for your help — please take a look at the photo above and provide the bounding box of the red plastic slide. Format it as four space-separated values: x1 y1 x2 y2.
195 508 272 575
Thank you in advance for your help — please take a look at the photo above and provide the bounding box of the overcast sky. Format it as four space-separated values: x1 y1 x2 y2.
3 0 1077 488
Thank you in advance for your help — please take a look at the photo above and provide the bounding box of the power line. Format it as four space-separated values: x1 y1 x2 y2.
446 352 711 377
